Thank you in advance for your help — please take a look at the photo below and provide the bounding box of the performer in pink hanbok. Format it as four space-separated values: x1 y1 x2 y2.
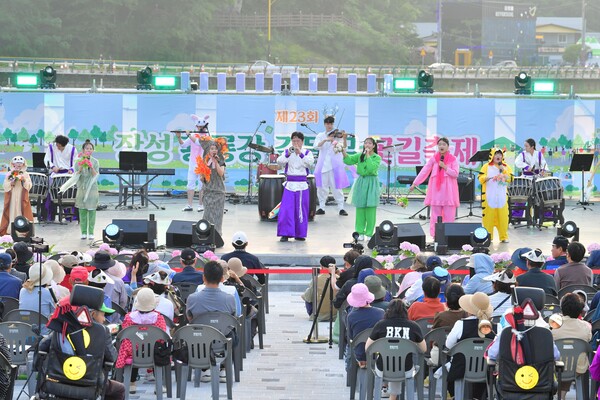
409 137 460 237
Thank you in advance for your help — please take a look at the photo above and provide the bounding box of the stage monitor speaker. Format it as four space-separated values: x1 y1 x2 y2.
166 220 195 248
396 223 426 250
367 222 426 251
166 220 225 249
458 174 475 203
437 222 482 250
111 219 157 246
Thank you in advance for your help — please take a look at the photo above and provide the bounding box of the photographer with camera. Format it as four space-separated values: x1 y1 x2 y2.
314 115 350 216
301 256 337 322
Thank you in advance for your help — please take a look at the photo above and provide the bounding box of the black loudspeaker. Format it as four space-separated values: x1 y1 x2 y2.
166 220 225 249
458 174 475 203
166 220 195 248
437 222 482 250
396 223 426 250
111 219 157 246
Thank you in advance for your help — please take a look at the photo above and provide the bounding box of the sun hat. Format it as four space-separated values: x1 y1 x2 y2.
28 263 54 286
88 269 115 285
364 275 386 300
232 231 248 246
347 283 375 307
45 259 65 283
71 251 93 264
511 247 533 270
91 250 116 270
143 270 172 286
134 287 159 312
523 248 546 264
483 270 516 284
58 254 79 269
70 266 89 283
459 292 493 321
227 257 247 278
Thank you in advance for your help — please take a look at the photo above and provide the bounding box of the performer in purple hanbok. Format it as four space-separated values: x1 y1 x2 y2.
277 131 315 242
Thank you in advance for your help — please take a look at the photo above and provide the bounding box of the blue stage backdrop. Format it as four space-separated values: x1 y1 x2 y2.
1 93 599 196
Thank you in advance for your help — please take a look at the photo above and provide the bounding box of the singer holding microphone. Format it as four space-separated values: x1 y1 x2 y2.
409 137 459 238
277 131 315 242
342 137 382 241
479 148 513 243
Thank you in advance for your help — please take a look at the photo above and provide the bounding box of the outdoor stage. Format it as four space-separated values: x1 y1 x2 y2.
26 192 600 267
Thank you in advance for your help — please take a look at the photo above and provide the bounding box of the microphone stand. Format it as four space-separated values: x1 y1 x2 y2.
243 121 266 204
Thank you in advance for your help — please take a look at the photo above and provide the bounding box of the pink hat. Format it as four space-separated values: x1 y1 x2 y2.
347 283 375 308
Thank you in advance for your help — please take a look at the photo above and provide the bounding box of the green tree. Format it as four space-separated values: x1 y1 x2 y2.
29 134 38 145
36 129 45 148
2 128 13 146
563 44 583 65
539 137 548 147
68 128 79 146
78 128 92 143
90 125 102 147
17 127 29 143
106 125 118 147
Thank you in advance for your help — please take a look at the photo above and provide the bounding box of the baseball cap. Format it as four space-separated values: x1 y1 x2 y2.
483 270 516 284
426 256 443 270
523 248 546 263
0 253 12 268
232 231 248 246
180 248 196 262
59 254 79 269
70 266 89 283
99 303 116 314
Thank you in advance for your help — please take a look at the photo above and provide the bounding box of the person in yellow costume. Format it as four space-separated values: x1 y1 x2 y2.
479 148 513 242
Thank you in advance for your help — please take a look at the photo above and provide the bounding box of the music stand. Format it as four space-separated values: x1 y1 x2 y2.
455 150 489 219
569 153 594 210
32 152 46 169
116 151 148 208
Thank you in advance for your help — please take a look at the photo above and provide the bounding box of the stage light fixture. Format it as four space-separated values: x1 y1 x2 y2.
393 78 417 92
192 219 217 253
470 226 491 253
15 74 39 88
514 71 532 95
153 75 178 90
103 223 124 250
417 70 434 94
372 220 400 256
136 66 153 90
40 66 57 89
532 80 556 94
11 216 34 242
557 221 579 242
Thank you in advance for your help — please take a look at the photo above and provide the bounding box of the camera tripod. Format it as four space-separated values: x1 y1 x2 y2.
304 271 333 346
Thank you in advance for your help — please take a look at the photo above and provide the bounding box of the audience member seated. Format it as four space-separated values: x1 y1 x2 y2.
408 277 446 321
403 265 450 304
302 256 337 321
4 249 26 282
57 254 79 290
186 261 236 321
333 255 374 309
573 289 590 315
123 250 150 288
19 262 56 319
138 270 175 322
463 253 494 295
172 248 204 285
12 242 33 276
366 299 426 400
105 261 129 312
554 242 593 290
346 283 384 370
364 276 390 311
516 248 557 296
445 292 495 399
483 270 515 318
46 259 69 300
332 250 361 290
543 236 569 271
551 292 592 400
432 284 467 329
0 253 21 299
509 247 532 278
88 268 115 309
397 253 432 295
220 231 266 284
587 249 600 287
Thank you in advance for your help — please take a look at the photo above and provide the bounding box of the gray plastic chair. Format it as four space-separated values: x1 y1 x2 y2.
173 282 199 303
3 309 48 327
0 297 19 321
348 328 373 400
172 324 234 400
242 287 265 350
116 324 172 400
191 312 243 382
554 338 593 400
545 294 561 306
0 321 40 397
423 327 450 400
244 275 268 331
365 337 425 400
414 317 434 336
444 338 492 400
557 284 597 303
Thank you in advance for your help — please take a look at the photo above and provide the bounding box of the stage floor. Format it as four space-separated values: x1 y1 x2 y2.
22 192 600 264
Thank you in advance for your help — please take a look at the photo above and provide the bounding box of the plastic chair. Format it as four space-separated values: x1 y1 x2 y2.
414 318 434 336
557 285 597 303
191 312 243 382
554 338 593 400
584 308 596 322
545 294 561 306
3 309 48 327
241 287 264 350
364 337 425 400
172 324 234 400
338 301 349 359
0 321 40 397
111 301 127 319
115 325 173 400
444 338 492 400
347 328 373 400
449 257 469 270
173 282 199 303
423 327 450 400
114 253 133 264
0 297 19 321
243 275 268 329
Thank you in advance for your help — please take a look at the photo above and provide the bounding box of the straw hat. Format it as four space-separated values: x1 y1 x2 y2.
459 292 493 320
28 263 54 286
46 259 65 283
